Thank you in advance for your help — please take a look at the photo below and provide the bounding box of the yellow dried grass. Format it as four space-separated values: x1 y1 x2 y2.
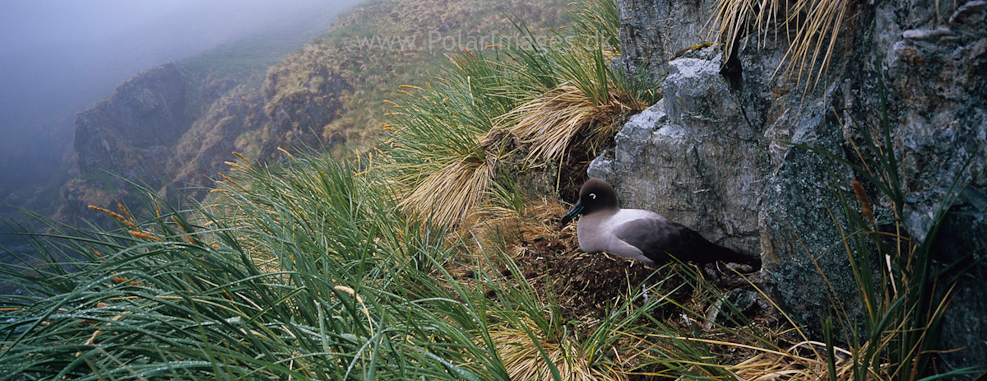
710 0 857 88
778 0 856 88
728 341 893 380
710 0 787 60
88 205 137 229
491 323 627 381
505 86 626 166
645 333 891 380
398 152 497 227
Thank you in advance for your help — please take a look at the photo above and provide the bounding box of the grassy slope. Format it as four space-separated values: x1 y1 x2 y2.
172 0 571 168
179 4 340 92
56 0 572 226
1 0 972 379
265 0 571 147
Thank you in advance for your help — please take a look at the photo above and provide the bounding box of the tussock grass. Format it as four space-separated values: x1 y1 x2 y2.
3 1 980 380
710 0 858 88
0 153 512 380
572 0 621 55
0 148 677 380
505 83 642 166
710 0 786 60
2 115 975 379
778 0 856 88
386 50 515 226
388 0 660 227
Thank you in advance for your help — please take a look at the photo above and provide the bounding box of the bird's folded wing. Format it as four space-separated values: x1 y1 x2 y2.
611 218 695 263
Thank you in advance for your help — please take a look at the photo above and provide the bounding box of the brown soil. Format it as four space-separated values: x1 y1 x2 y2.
557 137 593 203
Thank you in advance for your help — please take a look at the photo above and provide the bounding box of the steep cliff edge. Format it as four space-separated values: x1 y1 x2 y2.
595 0 986 372
61 63 201 228
167 84 265 202
56 0 566 228
74 63 192 182
59 59 349 227
258 48 351 162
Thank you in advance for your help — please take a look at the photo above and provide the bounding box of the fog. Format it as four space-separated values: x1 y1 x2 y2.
0 0 362 218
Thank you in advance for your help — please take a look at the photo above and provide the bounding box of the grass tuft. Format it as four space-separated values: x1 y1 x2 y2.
387 0 660 227
709 0 858 89
0 152 513 380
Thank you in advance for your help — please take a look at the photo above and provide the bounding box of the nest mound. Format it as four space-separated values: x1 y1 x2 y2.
493 202 686 322
497 200 769 326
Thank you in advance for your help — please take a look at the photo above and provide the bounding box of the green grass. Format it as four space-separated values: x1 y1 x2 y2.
2 1 983 380
0 150 681 380
1 153 500 380
387 0 661 227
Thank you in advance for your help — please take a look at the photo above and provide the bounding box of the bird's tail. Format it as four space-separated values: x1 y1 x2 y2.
713 245 762 270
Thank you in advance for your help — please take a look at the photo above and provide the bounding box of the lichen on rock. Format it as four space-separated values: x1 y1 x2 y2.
606 0 986 373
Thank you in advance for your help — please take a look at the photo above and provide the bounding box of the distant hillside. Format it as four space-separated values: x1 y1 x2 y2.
281 0 571 147
54 0 572 228
0 2 347 231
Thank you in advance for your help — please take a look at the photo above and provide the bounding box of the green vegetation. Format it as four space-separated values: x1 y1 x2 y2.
264 0 572 147
1 0 981 380
0 151 715 379
387 0 660 226
1 155 494 379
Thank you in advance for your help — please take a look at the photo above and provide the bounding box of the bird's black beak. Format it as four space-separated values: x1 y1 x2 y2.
560 200 583 225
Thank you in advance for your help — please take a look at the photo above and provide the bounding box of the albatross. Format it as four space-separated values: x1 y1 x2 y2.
561 178 760 268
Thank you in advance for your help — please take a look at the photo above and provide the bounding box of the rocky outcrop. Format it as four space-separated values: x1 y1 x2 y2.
61 56 351 226
74 63 191 183
601 0 986 373
259 56 350 161
167 85 265 202
64 63 197 228
590 58 766 255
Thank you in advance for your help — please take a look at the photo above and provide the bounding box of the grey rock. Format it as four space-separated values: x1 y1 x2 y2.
74 63 191 178
902 26 954 41
61 57 351 227
258 65 350 162
617 0 709 76
950 0 986 24
610 0 987 373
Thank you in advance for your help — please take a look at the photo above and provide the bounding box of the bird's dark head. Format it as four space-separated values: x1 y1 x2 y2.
561 178 619 225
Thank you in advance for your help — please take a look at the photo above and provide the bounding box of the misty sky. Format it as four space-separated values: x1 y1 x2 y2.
0 0 359 129
0 0 362 198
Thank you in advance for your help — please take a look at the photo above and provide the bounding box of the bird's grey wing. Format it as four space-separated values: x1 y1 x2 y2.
611 218 698 263
613 218 758 266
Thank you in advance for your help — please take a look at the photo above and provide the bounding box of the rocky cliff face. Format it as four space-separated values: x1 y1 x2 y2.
74 63 191 183
167 84 265 202
63 63 198 228
598 0 986 372
62 59 349 226
258 49 351 162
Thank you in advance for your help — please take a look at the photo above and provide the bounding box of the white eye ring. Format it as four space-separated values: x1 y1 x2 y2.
589 193 596 200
